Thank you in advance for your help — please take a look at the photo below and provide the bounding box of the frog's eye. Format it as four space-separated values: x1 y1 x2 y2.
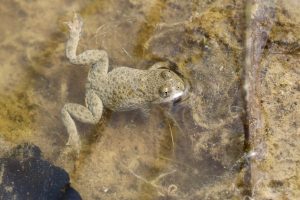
161 70 172 79
159 86 171 98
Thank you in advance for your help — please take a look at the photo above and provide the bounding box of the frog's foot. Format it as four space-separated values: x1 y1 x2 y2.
66 129 81 150
66 13 83 36
57 145 80 172
61 143 81 159
61 105 82 154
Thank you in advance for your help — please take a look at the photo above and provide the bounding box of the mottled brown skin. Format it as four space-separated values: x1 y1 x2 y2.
61 14 185 152
87 67 185 111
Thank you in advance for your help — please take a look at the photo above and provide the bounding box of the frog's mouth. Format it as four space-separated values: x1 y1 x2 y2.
151 89 183 104
172 78 190 104
166 60 191 100
165 90 185 103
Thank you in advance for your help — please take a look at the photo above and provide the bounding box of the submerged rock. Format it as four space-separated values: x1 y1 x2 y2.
0 143 81 200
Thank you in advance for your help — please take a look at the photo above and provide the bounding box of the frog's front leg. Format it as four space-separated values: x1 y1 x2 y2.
61 91 103 151
66 13 109 76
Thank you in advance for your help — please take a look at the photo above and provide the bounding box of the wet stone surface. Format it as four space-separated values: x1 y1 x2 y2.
0 143 81 200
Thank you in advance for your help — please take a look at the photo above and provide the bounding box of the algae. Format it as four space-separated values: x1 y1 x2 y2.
0 93 35 142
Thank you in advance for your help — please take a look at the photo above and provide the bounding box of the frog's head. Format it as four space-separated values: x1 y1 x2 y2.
152 69 186 104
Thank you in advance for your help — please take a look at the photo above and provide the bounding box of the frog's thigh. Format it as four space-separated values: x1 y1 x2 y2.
66 92 103 124
85 91 103 122
76 50 108 68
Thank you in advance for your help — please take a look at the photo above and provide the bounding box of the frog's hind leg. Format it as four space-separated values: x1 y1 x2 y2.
66 13 109 75
61 91 103 151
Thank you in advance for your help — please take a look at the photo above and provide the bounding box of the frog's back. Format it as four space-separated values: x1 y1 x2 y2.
95 67 150 111
108 67 145 81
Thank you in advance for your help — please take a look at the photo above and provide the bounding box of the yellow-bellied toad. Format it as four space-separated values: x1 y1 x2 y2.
61 14 185 151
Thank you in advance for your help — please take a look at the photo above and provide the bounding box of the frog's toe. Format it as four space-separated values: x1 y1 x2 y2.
66 136 81 152
66 13 83 33
63 143 81 158
73 13 83 27
58 145 81 167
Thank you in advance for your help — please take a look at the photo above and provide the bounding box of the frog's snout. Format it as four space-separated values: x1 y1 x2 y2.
176 77 190 101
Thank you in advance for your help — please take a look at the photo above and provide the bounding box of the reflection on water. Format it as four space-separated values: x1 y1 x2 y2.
0 0 299 199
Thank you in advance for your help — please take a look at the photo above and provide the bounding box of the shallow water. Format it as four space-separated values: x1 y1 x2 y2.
0 0 299 199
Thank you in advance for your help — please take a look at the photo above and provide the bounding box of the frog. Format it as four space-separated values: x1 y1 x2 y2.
61 14 186 151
